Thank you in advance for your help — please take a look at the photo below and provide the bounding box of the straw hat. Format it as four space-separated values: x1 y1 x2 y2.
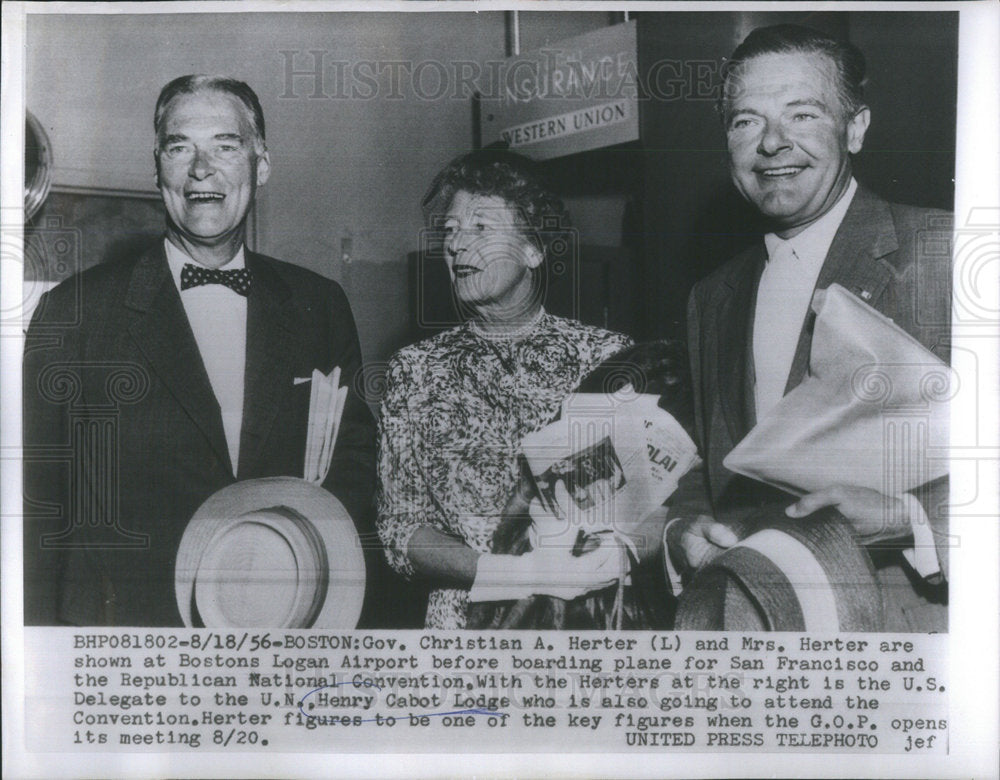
673 507 884 632
175 477 365 628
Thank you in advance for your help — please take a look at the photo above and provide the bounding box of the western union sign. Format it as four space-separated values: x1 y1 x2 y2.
500 100 631 149
479 21 639 160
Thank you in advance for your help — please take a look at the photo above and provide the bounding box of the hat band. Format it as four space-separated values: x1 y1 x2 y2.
735 529 840 632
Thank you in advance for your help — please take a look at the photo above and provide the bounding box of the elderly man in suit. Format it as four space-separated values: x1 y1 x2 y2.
668 25 951 631
23 75 384 626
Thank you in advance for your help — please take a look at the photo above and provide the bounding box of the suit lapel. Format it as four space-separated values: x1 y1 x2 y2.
784 187 899 393
237 252 298 479
715 247 766 446
125 244 233 473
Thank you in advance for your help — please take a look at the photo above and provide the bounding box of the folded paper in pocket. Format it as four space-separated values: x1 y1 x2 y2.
303 367 348 484
724 284 953 496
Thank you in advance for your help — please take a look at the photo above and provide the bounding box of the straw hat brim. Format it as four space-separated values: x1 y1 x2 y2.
175 477 365 628
673 508 884 632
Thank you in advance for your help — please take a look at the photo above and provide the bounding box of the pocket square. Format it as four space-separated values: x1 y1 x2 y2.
293 376 312 385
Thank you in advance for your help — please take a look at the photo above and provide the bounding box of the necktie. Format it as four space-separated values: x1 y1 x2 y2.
180 263 252 296
753 240 801 420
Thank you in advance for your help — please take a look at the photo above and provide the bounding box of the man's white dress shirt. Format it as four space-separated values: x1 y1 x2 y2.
753 178 858 420
165 239 247 474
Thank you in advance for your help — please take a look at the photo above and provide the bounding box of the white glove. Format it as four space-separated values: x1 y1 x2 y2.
468 541 620 602
469 483 630 603
531 480 639 567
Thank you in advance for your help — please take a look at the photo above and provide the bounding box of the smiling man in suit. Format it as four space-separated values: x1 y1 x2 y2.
669 25 952 631
23 75 383 626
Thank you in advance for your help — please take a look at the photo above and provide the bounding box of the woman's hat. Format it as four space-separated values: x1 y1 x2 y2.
175 477 365 628
673 508 884 632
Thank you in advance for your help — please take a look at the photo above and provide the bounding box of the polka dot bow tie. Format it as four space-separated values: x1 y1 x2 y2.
180 263 252 296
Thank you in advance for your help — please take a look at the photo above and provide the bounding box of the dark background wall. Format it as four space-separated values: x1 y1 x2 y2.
849 12 957 211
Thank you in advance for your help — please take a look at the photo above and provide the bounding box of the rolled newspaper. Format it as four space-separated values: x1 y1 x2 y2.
521 390 700 530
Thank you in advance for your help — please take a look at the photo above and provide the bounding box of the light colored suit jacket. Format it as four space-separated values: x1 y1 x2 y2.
682 186 952 630
24 243 382 626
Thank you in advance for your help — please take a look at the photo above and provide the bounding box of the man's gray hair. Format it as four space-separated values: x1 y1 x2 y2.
154 74 266 152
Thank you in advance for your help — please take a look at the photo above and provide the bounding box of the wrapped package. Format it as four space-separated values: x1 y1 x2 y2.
724 284 952 496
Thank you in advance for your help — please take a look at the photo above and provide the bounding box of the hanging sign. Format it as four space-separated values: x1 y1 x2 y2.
479 21 639 160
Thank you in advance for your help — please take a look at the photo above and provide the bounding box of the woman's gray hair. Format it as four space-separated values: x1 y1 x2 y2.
422 149 571 259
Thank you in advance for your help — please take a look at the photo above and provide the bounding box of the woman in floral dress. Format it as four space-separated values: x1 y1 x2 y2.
376 150 631 628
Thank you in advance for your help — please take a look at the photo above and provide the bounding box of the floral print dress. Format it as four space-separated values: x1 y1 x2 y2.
377 313 631 628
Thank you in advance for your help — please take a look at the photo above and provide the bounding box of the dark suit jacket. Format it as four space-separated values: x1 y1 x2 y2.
23 243 385 627
681 187 953 629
